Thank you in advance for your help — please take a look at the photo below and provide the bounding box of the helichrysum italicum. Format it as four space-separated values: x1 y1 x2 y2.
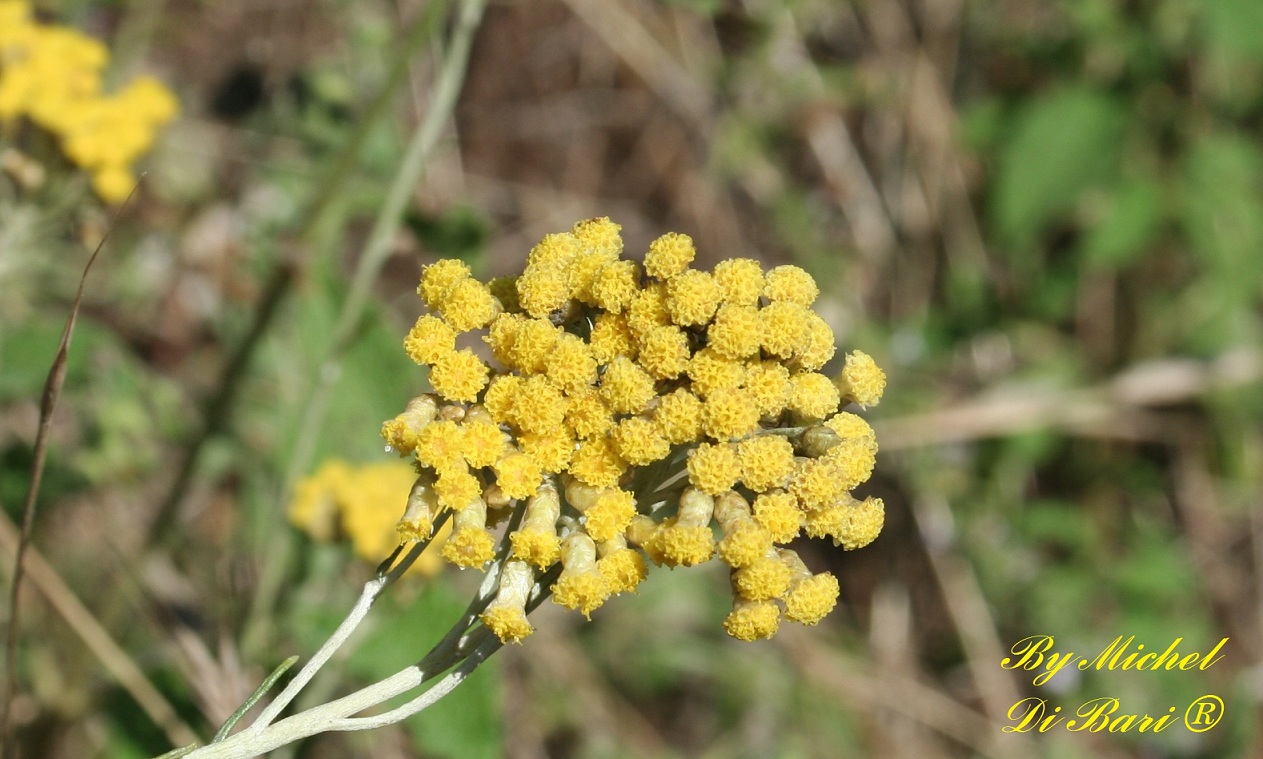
0 0 178 203
381 218 887 642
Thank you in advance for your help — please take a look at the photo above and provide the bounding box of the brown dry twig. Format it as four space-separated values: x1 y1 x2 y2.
2 188 137 757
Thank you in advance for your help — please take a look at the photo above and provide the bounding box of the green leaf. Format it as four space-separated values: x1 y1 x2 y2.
990 86 1126 251
1080 178 1162 268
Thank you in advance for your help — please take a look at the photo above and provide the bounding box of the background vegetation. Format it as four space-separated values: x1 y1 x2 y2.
2 0 1261 756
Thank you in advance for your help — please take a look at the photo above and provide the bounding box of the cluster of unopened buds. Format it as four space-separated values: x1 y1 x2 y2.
381 217 885 642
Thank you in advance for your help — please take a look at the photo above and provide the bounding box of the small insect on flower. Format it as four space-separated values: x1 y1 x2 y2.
383 217 886 642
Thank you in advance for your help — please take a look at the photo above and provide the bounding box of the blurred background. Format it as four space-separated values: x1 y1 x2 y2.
2 0 1262 756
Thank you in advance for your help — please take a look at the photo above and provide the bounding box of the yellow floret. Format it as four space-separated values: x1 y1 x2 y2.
565 387 615 439
599 356 656 415
380 395 439 456
439 278 498 332
441 523 496 567
510 529 562 570
759 301 811 358
484 313 524 366
743 361 792 418
752 491 801 543
588 311 638 364
636 324 691 379
701 388 761 441
837 350 886 407
429 348 489 403
822 438 877 491
568 436 627 488
481 559 536 642
717 519 773 569
493 451 543 500
527 231 581 269
651 518 715 567
737 435 796 492
789 371 841 421
551 533 611 618
483 374 523 424
572 216 623 258
480 605 534 644
419 259 472 309
589 259 640 313
597 547 648 594
434 466 482 510
552 572 610 618
687 348 745 398
545 333 598 391
801 497 849 539
733 555 792 601
626 282 671 340
381 419 414 455
713 258 765 306
440 497 495 567
834 496 884 550
706 304 763 360
415 420 465 473
582 489 637 543
397 474 441 541
517 265 571 318
794 312 836 371
666 269 722 327
763 264 819 306
687 442 741 495
654 387 704 444
459 419 506 468
783 571 840 625
611 416 670 466
644 232 696 280
511 375 568 435
789 459 847 511
567 251 614 303
508 317 559 375
723 598 780 641
404 315 456 364
824 412 877 447
518 428 575 473
510 483 562 569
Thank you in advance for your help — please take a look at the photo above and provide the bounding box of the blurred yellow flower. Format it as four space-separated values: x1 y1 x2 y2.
0 0 178 202
289 459 446 577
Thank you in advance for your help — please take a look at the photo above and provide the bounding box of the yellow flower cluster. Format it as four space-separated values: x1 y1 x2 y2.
383 218 887 642
289 459 447 577
0 0 178 202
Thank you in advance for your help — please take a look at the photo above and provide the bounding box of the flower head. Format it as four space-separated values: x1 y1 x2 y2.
644 232 696 280
382 217 885 639
837 350 886 407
